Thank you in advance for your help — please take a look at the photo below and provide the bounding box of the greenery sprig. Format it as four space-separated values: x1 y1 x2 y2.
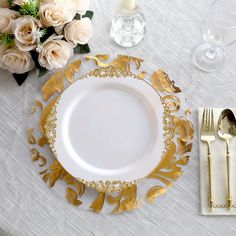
40 28 48 38
0 33 15 47
19 0 40 19
7 0 13 6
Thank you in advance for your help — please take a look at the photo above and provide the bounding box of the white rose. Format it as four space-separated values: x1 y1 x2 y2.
0 45 35 74
0 0 9 7
0 8 19 33
64 17 92 45
38 34 74 70
40 2 77 27
12 16 41 51
75 0 90 15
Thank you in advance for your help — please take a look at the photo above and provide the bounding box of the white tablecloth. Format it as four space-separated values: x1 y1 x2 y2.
1 0 236 235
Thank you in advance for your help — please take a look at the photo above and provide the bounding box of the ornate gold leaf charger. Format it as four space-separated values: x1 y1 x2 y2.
28 55 194 214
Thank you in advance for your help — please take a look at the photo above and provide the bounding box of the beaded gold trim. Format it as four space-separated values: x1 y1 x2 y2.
44 68 174 193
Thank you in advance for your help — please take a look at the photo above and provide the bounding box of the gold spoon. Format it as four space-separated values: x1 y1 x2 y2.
218 109 236 210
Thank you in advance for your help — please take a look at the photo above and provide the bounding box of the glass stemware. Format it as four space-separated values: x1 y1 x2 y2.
193 0 236 72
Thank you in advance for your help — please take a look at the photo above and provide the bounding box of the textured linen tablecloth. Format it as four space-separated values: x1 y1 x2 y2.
1 0 236 235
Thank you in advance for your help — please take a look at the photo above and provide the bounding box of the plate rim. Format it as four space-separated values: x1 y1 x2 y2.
44 72 174 193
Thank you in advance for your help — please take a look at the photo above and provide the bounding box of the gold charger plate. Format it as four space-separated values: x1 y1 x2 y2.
28 55 194 213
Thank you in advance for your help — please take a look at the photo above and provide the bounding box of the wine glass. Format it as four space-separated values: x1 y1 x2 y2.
193 0 236 72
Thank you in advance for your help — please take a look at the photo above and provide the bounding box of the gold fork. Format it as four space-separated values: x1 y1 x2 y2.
200 108 216 211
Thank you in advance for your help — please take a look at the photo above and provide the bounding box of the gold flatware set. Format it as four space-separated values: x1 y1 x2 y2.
201 108 236 211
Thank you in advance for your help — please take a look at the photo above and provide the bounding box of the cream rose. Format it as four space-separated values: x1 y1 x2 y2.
38 34 74 70
0 45 35 74
12 0 27 6
0 0 9 7
12 16 41 51
64 17 92 45
41 0 61 3
0 8 19 33
0 0 26 7
40 2 77 27
41 0 87 15
58 0 89 15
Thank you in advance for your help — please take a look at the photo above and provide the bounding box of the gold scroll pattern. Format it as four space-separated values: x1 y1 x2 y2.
145 70 194 203
42 60 81 101
28 55 194 213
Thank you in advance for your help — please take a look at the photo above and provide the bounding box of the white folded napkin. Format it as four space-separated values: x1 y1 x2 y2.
199 108 236 215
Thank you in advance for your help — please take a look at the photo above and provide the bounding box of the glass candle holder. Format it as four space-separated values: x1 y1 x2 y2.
110 0 146 48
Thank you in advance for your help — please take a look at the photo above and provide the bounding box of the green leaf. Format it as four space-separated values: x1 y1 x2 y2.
74 44 90 54
0 33 14 47
74 13 81 20
37 68 48 77
40 26 55 43
19 0 40 19
7 0 13 6
30 50 48 77
74 11 93 21
40 28 47 38
12 72 29 86
82 11 94 20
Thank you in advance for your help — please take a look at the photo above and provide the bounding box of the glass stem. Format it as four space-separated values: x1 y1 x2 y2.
205 45 217 60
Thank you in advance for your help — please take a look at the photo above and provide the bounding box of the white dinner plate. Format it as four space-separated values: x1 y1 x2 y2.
52 76 165 186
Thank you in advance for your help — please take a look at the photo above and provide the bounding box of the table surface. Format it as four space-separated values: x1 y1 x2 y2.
1 0 236 235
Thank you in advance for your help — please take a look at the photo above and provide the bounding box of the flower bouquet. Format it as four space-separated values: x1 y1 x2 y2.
0 0 93 85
